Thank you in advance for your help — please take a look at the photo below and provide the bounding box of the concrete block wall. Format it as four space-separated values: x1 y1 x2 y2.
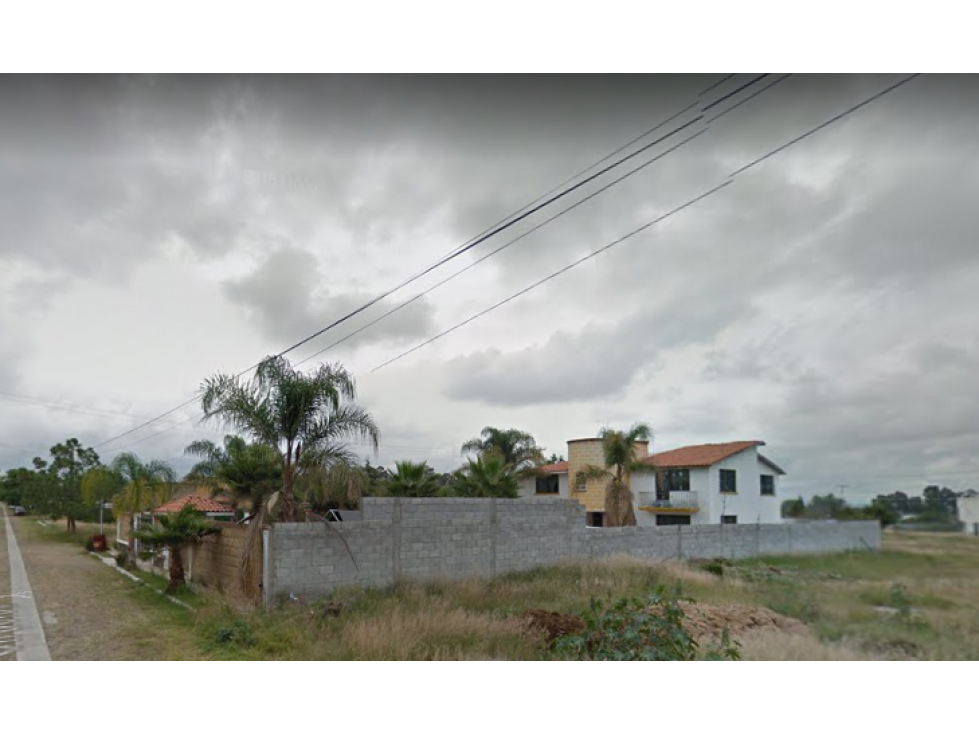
268 498 881 602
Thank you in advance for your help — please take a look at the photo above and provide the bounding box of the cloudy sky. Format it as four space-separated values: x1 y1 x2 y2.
1 74 977 502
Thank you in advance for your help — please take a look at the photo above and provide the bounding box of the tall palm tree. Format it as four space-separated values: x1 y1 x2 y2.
111 453 177 562
452 454 519 498
575 423 655 527
461 427 544 472
199 355 380 521
385 460 441 497
133 504 219 593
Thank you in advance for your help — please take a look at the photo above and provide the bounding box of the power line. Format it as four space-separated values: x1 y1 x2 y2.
371 181 734 372
296 129 708 366
0 390 205 433
370 74 920 373
297 76 791 367
731 74 920 177
701 73 770 112
90 75 773 452
699 73 737 97
705 73 792 124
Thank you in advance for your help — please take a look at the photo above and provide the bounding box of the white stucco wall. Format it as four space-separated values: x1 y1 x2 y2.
958 495 979 534
703 450 782 524
518 473 569 499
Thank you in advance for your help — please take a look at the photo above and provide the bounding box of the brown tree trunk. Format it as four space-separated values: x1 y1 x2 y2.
128 515 137 566
167 545 185 593
605 481 637 527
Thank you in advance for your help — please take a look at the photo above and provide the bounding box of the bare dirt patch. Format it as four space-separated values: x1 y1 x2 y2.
518 609 585 642
677 600 810 642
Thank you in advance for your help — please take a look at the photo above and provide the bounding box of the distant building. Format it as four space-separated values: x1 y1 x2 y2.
519 438 785 527
958 491 979 535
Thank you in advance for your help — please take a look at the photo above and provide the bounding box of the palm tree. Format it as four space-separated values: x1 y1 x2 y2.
385 461 441 497
111 453 177 562
185 435 282 589
185 435 281 518
199 355 380 522
461 427 544 472
133 504 219 593
452 454 519 498
300 461 370 512
575 423 655 527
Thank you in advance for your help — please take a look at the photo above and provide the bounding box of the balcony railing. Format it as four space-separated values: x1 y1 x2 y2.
637 491 700 513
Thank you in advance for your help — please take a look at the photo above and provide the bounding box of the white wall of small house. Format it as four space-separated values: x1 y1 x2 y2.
958 496 979 534
518 473 569 499
703 449 782 525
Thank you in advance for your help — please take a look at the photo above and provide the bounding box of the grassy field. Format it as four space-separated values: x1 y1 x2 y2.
27 519 979 660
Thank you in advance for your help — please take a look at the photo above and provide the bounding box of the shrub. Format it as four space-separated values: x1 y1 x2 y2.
553 586 739 661
213 619 256 647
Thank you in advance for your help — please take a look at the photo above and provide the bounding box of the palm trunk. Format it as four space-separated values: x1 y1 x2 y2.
128 515 137 566
239 500 266 595
167 544 185 593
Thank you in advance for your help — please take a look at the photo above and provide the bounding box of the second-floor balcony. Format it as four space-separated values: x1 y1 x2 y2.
637 491 700 513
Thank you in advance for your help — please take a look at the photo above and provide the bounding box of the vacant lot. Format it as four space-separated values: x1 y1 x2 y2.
21 522 979 660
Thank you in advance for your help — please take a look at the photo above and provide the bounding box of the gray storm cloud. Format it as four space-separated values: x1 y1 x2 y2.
1 74 978 500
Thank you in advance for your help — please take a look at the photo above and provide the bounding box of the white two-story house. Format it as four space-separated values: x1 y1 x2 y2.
519 439 785 527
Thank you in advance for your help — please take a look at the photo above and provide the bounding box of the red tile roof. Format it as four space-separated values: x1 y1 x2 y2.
643 441 765 468
153 495 235 514
539 460 569 474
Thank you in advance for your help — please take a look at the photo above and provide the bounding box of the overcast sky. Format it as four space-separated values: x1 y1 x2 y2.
1 74 977 502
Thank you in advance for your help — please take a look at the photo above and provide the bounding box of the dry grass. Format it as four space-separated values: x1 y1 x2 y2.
25 517 979 660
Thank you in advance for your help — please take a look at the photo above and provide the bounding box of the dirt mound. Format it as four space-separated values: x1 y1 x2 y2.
518 609 585 642
677 601 810 642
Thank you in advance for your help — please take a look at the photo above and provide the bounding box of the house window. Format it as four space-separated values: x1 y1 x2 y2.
587 512 605 527
719 469 737 494
721 515 738 525
760 475 775 496
577 480 587 493
536 475 559 495
660 468 690 495
656 514 691 526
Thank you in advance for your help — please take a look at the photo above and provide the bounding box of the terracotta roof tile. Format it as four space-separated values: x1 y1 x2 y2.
153 495 235 514
539 460 569 474
643 441 765 468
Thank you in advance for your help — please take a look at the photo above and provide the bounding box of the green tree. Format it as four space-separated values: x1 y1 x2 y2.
0 467 38 507
575 423 655 527
200 355 380 521
781 497 806 519
452 454 519 498
80 466 124 535
185 435 281 518
461 427 544 472
301 461 371 512
111 453 177 563
24 439 102 533
133 504 219 593
385 460 442 498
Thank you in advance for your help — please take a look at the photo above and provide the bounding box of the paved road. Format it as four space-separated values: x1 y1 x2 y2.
1 505 51 661
0 505 12 660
